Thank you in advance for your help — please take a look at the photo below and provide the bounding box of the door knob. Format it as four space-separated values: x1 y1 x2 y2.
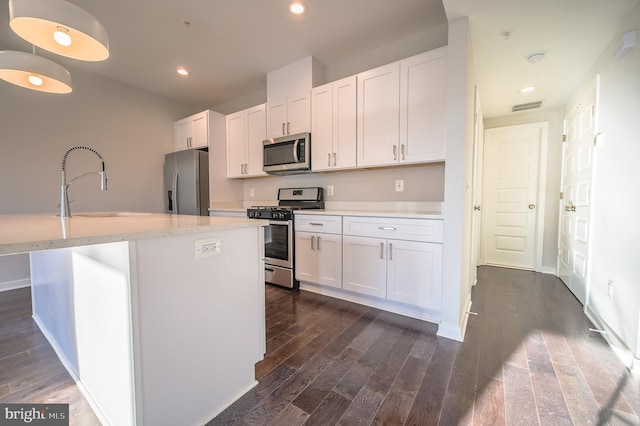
474 205 481 211
528 204 536 210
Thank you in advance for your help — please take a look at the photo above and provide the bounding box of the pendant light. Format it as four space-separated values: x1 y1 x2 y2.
8 0 109 62
0 50 72 93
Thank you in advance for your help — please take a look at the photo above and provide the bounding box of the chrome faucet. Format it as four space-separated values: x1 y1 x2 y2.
60 146 107 218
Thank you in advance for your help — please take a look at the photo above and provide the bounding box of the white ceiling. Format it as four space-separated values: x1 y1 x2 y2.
446 0 640 117
0 0 638 118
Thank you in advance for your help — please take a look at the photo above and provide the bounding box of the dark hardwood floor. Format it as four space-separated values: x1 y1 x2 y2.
211 266 640 425
1 266 638 425
0 286 101 425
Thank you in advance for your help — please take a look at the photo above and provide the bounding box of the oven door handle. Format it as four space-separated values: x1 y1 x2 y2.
267 220 292 225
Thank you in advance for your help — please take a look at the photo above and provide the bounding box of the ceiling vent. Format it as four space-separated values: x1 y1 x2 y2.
512 100 543 112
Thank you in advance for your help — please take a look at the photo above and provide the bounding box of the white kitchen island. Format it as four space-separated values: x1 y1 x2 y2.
0 213 267 426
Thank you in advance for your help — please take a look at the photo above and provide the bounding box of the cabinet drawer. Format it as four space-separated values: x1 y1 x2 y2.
295 214 342 234
342 216 443 243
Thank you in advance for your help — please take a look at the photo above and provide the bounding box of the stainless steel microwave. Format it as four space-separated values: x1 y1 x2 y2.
263 132 311 175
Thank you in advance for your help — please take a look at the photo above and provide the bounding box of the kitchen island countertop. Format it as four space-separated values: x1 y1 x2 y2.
0 212 266 256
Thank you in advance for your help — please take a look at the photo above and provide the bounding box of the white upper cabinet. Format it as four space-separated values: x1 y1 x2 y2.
400 47 447 164
226 104 267 178
174 110 211 151
266 91 311 138
356 47 447 167
311 76 357 171
356 62 401 167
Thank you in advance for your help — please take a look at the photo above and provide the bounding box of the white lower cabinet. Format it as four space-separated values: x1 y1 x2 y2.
295 214 343 288
342 236 442 310
342 216 443 310
342 235 387 297
296 213 443 314
295 232 342 288
386 239 442 310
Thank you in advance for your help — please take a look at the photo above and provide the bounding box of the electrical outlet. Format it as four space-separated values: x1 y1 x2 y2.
395 180 404 192
327 185 334 196
250 188 255 198
607 279 614 298
195 237 221 259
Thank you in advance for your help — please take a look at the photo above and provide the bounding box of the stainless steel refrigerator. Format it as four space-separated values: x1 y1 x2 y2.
163 149 209 216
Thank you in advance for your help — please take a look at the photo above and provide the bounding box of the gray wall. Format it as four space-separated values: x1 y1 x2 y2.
242 164 444 204
0 65 197 287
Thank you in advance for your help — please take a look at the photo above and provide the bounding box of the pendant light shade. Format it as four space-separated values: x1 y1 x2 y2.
9 0 109 62
0 50 72 93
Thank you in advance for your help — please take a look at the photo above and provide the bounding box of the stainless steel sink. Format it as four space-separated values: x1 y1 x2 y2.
73 212 153 218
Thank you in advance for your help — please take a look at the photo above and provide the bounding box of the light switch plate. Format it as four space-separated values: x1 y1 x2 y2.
395 180 404 192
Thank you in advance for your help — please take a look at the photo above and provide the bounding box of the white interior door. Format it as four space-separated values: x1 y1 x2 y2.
558 80 598 304
482 123 547 270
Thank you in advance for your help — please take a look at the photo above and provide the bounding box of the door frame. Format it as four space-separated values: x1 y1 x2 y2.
469 85 484 287
480 122 549 272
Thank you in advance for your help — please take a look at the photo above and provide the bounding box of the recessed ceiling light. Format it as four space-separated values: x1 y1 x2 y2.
527 52 546 63
289 1 307 15
177 67 189 76
520 86 536 93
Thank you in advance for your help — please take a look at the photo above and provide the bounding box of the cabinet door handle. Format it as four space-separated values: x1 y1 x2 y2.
317 236 321 251
401 144 406 161
187 136 192 148
328 153 331 167
392 145 397 161
380 242 384 259
389 243 393 260
378 226 396 231
282 122 286 135
333 152 337 166
309 222 324 226
311 235 315 250
287 122 290 135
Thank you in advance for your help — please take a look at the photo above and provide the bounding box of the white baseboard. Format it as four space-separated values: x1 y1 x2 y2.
299 282 441 324
32 314 111 426
584 306 639 373
197 380 259 426
0 278 30 292
541 266 557 275
436 295 472 342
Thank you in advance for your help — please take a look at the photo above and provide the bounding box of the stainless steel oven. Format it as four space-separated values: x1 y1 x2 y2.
263 218 295 288
247 187 324 289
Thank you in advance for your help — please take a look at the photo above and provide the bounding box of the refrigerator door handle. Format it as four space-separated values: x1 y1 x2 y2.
167 190 173 212
172 170 179 214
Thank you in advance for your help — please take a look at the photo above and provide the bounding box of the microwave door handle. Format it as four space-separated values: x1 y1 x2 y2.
292 139 299 163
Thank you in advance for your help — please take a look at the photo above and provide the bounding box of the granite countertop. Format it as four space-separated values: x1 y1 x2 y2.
0 213 267 256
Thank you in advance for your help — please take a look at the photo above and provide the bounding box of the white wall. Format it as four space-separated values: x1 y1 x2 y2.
0 65 198 288
438 17 476 341
572 4 640 361
484 108 564 272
